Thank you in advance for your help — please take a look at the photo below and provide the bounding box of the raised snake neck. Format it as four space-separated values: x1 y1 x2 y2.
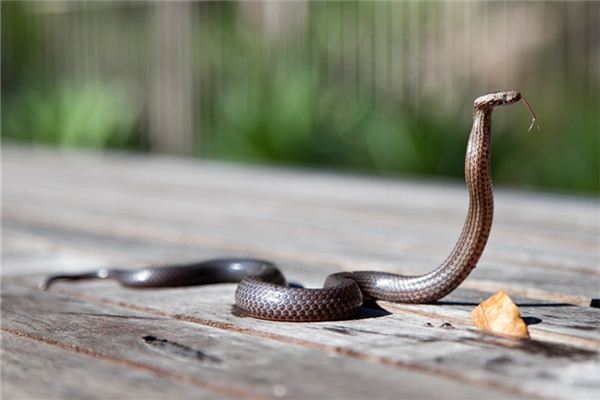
42 91 528 322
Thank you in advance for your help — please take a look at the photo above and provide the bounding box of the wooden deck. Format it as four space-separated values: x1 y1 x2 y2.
2 146 599 399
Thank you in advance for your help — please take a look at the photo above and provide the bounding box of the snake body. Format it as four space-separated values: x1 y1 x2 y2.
43 91 526 322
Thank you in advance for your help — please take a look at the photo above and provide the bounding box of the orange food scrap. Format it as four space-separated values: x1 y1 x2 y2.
472 289 530 339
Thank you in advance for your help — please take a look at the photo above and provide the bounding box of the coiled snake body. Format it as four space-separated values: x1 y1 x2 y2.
43 91 533 322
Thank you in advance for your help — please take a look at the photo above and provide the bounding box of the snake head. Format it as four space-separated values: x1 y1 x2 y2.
474 91 522 110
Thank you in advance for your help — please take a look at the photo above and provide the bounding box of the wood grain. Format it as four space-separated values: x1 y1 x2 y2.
2 280 520 400
1 334 231 400
3 150 598 304
2 146 599 399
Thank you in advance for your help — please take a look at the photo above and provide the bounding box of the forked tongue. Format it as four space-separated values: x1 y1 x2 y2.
521 96 540 132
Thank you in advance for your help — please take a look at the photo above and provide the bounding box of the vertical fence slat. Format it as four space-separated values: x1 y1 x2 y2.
148 1 193 155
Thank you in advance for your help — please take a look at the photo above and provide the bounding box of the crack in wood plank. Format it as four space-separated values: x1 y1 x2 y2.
20 283 560 400
4 148 598 400
0 327 267 400
142 335 224 364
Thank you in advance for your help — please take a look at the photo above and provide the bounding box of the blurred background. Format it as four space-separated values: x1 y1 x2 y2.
2 1 598 195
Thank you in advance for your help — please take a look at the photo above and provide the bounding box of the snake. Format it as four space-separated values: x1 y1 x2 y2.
42 91 537 322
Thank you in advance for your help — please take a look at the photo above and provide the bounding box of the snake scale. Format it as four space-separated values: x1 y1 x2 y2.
43 91 536 322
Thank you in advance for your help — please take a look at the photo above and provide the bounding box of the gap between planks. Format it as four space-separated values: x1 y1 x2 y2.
3 172 597 272
4 149 597 233
4 175 598 264
0 327 263 400
1 334 239 400
4 220 598 347
4 196 596 283
9 272 600 353
1 279 551 400
3 211 595 308
44 281 600 351
4 279 549 400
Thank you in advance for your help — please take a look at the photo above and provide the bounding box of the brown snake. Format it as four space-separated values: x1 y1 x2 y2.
43 91 537 322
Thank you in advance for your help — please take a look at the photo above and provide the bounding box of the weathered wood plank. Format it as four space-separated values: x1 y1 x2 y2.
1 334 231 400
380 293 600 345
4 158 598 310
3 147 597 233
8 269 599 400
2 147 599 400
5 163 598 252
1 280 520 400
3 225 598 399
3 220 598 342
3 150 597 277
3 199 597 305
4 179 598 272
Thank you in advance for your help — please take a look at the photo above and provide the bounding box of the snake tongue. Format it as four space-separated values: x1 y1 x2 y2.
521 96 540 132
